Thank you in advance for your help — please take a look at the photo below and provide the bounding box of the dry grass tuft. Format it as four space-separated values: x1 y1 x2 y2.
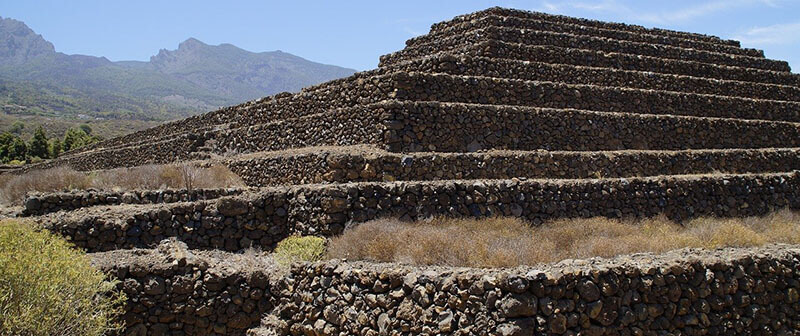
0 163 245 204
0 167 92 204
327 210 800 268
92 163 244 192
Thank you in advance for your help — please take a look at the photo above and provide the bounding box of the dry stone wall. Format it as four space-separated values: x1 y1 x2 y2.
273 244 800 335
211 105 389 156
19 132 208 172
22 188 246 216
399 54 800 101
382 27 789 71
26 94 800 173
391 73 800 122
91 239 275 336
48 70 390 160
42 195 291 253
22 6 800 335
37 92 800 173
434 7 740 46
409 15 762 57
57 75 383 157
226 147 800 187
92 242 800 335
384 102 800 153
390 40 799 86
24 46 800 174
44 172 800 253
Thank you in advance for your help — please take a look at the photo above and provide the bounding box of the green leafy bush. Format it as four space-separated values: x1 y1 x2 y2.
274 235 326 266
0 220 125 336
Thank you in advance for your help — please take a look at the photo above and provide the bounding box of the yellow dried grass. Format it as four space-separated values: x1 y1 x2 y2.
328 210 800 268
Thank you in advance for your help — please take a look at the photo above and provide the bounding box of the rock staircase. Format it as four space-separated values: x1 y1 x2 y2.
20 7 800 335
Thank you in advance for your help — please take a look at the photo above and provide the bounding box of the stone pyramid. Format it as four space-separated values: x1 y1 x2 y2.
22 7 800 335
39 7 800 164
30 6 800 242
34 8 800 226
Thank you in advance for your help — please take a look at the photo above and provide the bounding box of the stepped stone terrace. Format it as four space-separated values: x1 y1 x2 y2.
12 7 800 335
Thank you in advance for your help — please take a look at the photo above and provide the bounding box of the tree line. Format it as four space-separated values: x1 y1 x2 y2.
0 123 101 164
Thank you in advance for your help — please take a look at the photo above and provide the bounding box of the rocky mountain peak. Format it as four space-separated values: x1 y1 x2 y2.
0 16 56 64
177 37 207 51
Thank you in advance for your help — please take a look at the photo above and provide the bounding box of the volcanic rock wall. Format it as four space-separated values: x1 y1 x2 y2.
91 240 275 336
46 172 800 253
23 188 246 216
272 244 800 335
226 147 800 187
92 241 800 335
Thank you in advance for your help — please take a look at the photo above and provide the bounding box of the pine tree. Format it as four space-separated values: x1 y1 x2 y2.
78 124 92 135
49 138 62 158
62 128 100 151
29 126 49 159
8 136 27 162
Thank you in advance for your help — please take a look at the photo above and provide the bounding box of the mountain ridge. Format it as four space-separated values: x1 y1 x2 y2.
0 16 356 137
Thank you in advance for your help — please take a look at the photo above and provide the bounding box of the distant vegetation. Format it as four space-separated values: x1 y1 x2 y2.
0 113 159 141
0 123 100 164
0 219 125 335
0 78 198 121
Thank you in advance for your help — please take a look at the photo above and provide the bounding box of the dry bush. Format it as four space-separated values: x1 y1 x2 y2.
0 163 245 205
328 210 800 268
0 167 91 204
93 165 170 191
328 217 553 268
187 164 245 189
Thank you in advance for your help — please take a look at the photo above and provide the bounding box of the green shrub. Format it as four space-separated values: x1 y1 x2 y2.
0 220 125 336
274 235 326 266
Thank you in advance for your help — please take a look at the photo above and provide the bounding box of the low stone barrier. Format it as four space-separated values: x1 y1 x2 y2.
22 188 246 216
94 242 800 335
42 172 800 253
383 27 788 72
91 239 275 335
226 147 800 187
409 14 761 57
40 196 284 253
274 244 800 335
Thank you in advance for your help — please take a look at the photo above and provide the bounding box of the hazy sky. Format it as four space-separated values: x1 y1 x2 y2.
1 0 798 72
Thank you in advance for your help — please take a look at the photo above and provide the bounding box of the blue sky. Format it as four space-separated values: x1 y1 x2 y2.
1 0 798 72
